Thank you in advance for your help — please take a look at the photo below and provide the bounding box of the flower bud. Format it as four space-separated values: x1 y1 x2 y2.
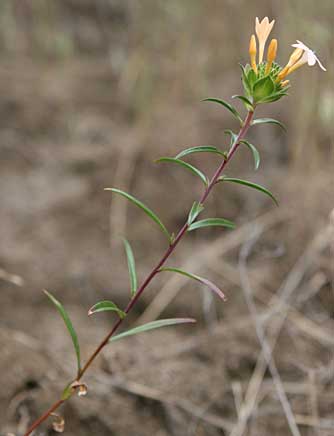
265 39 278 75
249 34 258 74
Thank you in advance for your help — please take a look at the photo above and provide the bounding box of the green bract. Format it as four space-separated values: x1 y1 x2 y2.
240 63 289 105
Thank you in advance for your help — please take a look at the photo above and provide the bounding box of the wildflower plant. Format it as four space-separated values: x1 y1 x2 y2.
20 17 325 435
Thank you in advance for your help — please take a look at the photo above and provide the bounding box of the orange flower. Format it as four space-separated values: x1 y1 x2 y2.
277 47 303 81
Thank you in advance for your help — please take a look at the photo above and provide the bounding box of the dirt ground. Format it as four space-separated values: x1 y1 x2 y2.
0 2 333 435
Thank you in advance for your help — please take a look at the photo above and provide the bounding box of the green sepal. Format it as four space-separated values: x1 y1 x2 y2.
247 68 257 89
240 64 252 98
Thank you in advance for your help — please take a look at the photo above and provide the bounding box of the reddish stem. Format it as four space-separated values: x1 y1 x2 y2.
23 399 64 436
23 110 254 436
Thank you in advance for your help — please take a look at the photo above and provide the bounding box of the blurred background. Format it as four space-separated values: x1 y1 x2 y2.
0 1 333 435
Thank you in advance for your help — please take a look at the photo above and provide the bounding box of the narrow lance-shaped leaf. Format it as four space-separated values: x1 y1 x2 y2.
156 157 208 186
187 201 204 225
251 118 286 131
176 145 224 159
88 300 126 319
232 95 254 111
188 217 236 231
202 98 243 125
109 318 196 343
217 177 278 205
122 238 137 296
44 290 81 374
105 188 170 241
240 139 261 170
159 267 226 301
224 129 238 147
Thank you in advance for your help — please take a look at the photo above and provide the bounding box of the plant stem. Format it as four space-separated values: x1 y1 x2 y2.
23 399 64 436
23 110 254 436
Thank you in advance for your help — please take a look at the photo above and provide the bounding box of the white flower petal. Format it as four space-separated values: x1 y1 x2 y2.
291 40 326 71
307 52 317 66
316 57 327 71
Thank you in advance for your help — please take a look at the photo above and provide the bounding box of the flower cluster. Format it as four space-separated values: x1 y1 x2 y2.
242 17 326 105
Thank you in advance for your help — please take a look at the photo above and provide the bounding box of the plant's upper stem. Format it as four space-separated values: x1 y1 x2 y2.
23 110 254 436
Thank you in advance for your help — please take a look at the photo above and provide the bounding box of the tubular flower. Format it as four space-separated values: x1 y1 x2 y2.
249 34 258 74
287 40 327 73
265 38 278 75
277 41 326 81
277 47 303 81
255 17 275 63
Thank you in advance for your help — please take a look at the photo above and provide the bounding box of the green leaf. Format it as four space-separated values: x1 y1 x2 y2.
187 201 204 225
202 98 243 124
224 129 238 147
252 118 286 131
105 188 170 241
159 267 226 301
240 139 260 170
232 95 254 111
109 318 196 343
122 238 137 296
88 300 126 318
218 177 278 205
44 290 81 374
188 217 236 231
253 76 275 103
156 157 208 186
176 146 224 159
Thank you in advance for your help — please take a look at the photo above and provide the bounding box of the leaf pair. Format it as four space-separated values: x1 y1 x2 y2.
108 265 229 342
108 266 228 342
45 290 196 375
89 237 137 317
